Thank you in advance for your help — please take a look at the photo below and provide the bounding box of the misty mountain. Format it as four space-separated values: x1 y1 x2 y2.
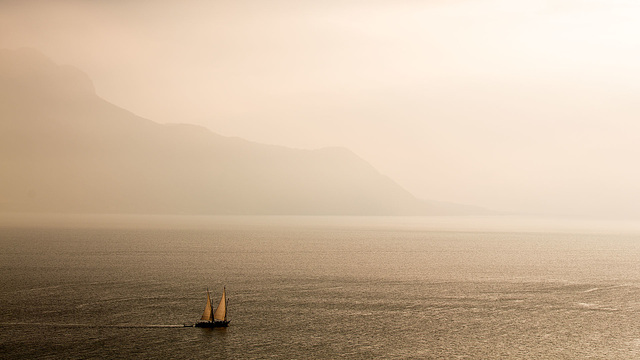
0 48 482 215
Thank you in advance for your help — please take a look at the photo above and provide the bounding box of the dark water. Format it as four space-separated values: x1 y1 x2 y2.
2 216 640 359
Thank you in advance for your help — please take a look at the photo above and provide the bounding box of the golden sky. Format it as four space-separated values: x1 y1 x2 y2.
2 0 640 217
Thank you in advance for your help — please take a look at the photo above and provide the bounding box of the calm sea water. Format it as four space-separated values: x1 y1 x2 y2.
2 215 640 359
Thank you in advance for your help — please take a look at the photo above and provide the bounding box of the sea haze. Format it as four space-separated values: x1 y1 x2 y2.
2 216 640 359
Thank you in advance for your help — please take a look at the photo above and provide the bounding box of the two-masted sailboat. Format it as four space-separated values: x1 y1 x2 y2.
195 287 230 328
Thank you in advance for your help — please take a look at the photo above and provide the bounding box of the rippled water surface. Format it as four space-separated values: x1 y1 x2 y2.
2 216 640 359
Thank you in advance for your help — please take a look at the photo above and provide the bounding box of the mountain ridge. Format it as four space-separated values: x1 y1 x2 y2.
0 48 486 215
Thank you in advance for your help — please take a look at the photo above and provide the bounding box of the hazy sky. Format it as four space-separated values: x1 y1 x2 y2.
2 0 640 218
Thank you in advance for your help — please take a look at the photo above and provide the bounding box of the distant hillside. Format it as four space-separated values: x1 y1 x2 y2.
0 48 484 215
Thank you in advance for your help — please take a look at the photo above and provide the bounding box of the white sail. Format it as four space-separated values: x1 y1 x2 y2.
213 287 227 321
200 289 213 321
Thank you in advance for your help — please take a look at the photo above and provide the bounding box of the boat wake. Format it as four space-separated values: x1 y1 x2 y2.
0 322 187 328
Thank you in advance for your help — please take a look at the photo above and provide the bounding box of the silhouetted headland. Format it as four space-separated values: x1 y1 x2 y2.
0 48 487 216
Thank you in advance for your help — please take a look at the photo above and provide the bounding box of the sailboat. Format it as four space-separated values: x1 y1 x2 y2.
195 287 230 328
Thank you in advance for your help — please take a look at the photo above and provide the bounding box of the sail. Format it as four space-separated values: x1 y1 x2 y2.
200 289 213 321
213 287 226 321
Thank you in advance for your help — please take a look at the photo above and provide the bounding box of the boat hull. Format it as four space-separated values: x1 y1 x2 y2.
194 320 230 328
